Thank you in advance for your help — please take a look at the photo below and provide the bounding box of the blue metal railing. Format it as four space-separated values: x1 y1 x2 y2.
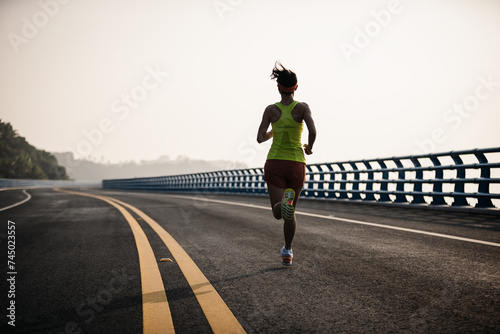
103 147 500 212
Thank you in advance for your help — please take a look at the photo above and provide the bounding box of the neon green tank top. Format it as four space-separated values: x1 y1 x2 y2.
267 101 305 163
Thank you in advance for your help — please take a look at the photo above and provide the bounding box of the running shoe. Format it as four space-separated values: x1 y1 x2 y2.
280 246 293 266
281 188 295 222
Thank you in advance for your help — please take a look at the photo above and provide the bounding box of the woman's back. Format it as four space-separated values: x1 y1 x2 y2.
267 101 305 163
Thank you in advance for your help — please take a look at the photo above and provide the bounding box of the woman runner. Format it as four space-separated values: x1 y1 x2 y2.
256 62 317 266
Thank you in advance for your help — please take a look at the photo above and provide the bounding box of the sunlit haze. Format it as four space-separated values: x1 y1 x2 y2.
1 0 499 169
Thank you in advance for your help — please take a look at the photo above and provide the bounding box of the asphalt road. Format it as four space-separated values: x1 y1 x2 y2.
1 187 499 333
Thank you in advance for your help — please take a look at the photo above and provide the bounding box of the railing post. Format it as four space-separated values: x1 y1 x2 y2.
349 162 362 200
430 156 447 206
326 163 336 199
199 173 206 192
316 164 327 198
362 161 376 201
224 171 231 192
450 153 469 207
337 163 348 199
242 170 249 194
376 160 391 202
234 171 240 193
216 171 222 191
242 169 249 194
410 157 426 204
393 158 408 203
230 170 237 193
474 151 495 208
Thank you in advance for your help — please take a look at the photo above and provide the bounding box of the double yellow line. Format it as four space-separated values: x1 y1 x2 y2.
55 188 245 334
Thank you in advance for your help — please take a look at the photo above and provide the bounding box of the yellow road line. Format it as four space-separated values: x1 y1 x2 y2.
109 197 246 334
54 189 174 334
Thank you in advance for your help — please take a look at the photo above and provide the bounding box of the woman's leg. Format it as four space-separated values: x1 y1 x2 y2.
283 186 302 250
266 182 284 220
267 183 303 250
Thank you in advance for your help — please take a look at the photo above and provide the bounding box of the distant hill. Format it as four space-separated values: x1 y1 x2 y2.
0 120 68 180
54 152 248 181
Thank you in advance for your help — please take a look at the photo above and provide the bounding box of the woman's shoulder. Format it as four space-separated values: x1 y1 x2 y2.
265 104 280 114
264 104 281 122
295 101 311 113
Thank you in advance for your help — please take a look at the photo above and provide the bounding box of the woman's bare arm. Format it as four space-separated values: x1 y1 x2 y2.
302 104 316 155
257 106 274 143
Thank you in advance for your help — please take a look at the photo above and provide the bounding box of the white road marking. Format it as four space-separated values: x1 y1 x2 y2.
164 194 500 248
0 190 32 212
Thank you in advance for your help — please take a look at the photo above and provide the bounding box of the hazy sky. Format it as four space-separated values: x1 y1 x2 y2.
1 0 499 169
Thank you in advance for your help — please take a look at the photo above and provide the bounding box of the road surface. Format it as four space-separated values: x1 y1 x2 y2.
1 187 499 333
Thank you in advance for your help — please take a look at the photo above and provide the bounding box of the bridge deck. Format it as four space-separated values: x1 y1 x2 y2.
1 187 499 333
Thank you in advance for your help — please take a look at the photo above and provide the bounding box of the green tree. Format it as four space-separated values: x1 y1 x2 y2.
0 120 69 180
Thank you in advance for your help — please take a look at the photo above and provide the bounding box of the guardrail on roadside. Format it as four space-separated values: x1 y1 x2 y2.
0 179 100 189
102 147 500 213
